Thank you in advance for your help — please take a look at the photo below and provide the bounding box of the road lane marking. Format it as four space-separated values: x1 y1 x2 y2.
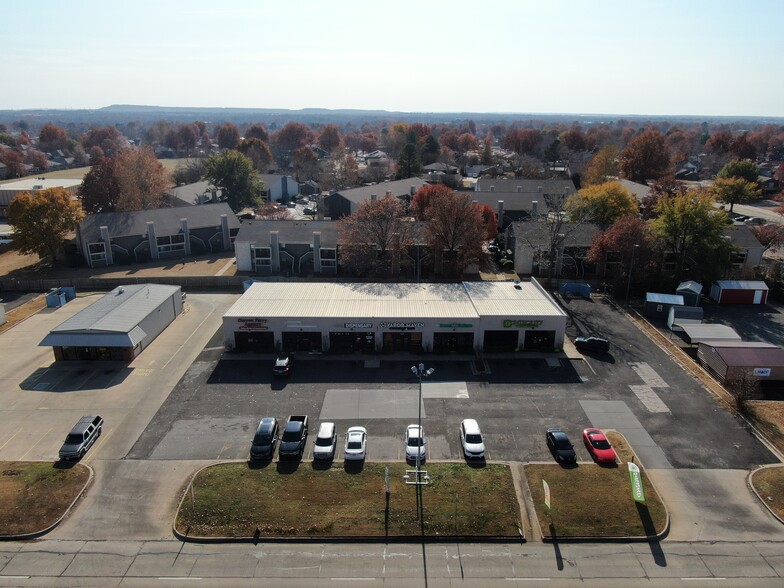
0 427 22 451
628 361 669 388
19 427 52 460
159 578 202 581
629 384 671 413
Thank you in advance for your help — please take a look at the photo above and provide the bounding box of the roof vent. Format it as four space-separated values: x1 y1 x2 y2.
513 278 522 290
117 287 125 295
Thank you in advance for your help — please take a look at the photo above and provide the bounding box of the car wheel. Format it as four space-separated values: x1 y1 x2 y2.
79 449 86 459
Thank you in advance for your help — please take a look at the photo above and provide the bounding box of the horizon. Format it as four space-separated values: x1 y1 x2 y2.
2 0 784 118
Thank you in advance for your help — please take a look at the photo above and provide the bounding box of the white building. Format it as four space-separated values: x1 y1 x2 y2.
0 178 82 218
223 280 566 354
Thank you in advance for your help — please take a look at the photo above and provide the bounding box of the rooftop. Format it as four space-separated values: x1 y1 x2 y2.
0 178 82 191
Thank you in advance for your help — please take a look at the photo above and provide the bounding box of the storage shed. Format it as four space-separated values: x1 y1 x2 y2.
668 306 704 332
697 341 784 383
710 280 769 305
645 293 684 320
680 324 742 345
676 281 703 306
40 284 183 361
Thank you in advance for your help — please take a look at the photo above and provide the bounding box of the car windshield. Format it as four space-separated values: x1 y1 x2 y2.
554 437 571 449
65 434 83 444
253 433 272 445
281 431 300 442
315 436 333 446
407 436 423 447
592 439 611 449
465 433 483 444
347 441 362 450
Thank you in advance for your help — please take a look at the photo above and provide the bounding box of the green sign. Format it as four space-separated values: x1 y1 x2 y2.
628 462 645 503
503 319 543 329
543 479 551 510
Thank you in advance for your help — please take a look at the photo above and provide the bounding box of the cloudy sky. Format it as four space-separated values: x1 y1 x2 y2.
3 0 783 117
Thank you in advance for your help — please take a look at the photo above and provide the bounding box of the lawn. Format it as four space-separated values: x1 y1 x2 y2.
750 466 784 521
0 462 91 536
175 462 520 538
524 432 667 538
748 401 784 456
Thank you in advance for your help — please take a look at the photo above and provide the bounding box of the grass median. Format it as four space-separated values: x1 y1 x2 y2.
750 466 784 521
0 462 91 536
524 432 667 538
175 462 520 538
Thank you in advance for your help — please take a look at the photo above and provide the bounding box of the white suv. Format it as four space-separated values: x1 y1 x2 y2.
460 419 486 459
313 422 336 460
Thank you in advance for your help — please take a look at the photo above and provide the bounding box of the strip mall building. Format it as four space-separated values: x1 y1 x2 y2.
223 280 566 354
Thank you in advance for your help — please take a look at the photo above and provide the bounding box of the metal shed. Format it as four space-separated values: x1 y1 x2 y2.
668 306 704 332
680 324 742 345
676 281 703 306
710 280 769 305
697 341 784 383
645 293 684 320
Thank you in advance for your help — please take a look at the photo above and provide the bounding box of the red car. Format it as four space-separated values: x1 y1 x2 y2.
582 428 617 463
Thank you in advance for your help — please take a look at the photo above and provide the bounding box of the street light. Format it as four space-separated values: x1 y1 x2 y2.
626 244 640 304
407 363 434 486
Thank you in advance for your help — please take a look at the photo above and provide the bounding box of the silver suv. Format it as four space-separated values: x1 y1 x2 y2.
59 415 103 460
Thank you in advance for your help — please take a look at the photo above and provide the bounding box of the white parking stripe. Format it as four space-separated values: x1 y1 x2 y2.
629 384 671 413
628 362 669 388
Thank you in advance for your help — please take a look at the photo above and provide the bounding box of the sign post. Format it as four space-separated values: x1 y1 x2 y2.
543 479 551 510
628 462 646 503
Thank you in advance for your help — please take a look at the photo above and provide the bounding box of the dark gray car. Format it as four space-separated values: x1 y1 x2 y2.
249 417 279 461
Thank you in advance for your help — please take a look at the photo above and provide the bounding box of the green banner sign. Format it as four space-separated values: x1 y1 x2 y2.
543 479 551 510
628 462 645 503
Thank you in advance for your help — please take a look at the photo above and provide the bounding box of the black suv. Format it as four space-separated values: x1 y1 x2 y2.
574 336 610 354
546 428 577 464
249 417 279 461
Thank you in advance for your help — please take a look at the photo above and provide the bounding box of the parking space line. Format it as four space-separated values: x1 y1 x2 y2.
85 428 114 462
19 427 52 460
216 440 230 460
0 427 22 451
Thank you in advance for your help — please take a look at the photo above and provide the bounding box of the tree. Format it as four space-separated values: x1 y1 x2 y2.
204 150 263 211
216 123 240 150
503 128 543 155
176 123 199 155
114 148 172 211
244 123 269 143
749 224 784 252
421 134 440 166
317 125 342 153
82 126 125 157
584 144 620 185
291 146 319 182
395 143 422 179
560 126 587 152
38 124 68 152
730 134 756 160
338 195 413 277
544 139 561 162
411 184 452 220
0 147 25 177
273 122 310 167
717 160 759 184
711 177 761 213
706 130 733 154
650 190 734 281
7 188 84 261
27 149 48 171
587 215 656 289
172 158 207 186
564 181 638 224
619 130 671 182
481 134 493 165
424 190 486 276
237 138 273 171
477 204 498 240
321 153 358 191
79 157 122 213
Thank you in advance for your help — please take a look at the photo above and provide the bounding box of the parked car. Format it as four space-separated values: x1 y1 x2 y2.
249 417 279 461
574 336 610 354
459 418 486 459
59 415 103 460
313 422 337 460
344 426 367 461
404 424 426 463
582 428 617 464
278 415 309 459
273 354 293 376
546 428 576 464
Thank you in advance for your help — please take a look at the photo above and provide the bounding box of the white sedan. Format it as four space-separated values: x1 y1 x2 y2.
344 426 367 461
405 424 426 463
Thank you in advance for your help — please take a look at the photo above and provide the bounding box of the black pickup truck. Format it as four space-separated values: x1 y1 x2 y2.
278 415 309 459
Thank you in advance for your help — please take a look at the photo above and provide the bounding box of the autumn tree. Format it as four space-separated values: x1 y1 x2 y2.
114 148 172 211
730 134 756 160
79 157 121 213
706 130 733 154
27 149 48 171
481 134 493 165
273 122 310 167
424 190 486 276
477 204 498 240
38 124 68 152
204 150 263 211
587 215 656 289
292 146 319 181
559 126 587 152
338 195 413 277
619 130 671 182
711 177 761 213
172 158 207 187
750 224 784 252
564 181 638 224
216 123 240 150
395 143 422 180
176 123 199 155
503 128 543 155
584 144 620 185
244 123 269 143
0 148 25 177
82 126 125 157
317 125 342 153
321 153 358 191
411 184 452 220
7 188 84 261
237 138 273 171
650 190 734 282
717 160 759 184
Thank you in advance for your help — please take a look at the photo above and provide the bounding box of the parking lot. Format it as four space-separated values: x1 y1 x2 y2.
128 297 777 470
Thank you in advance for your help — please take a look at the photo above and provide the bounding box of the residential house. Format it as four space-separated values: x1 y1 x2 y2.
723 224 764 276
168 180 222 207
259 174 300 202
758 176 780 196
471 181 576 230
617 179 652 205
299 180 321 196
76 203 240 267
323 178 427 219
423 163 458 174
465 165 496 178
505 221 601 277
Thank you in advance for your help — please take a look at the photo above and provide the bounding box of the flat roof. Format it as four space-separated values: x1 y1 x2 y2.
681 323 741 343
0 178 82 190
225 280 565 320
714 280 769 290
646 293 684 304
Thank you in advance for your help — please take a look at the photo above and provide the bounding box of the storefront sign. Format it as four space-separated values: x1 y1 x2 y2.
237 318 268 331
345 323 374 329
380 321 425 330
438 323 473 328
628 462 646 503
503 319 543 329
753 367 772 377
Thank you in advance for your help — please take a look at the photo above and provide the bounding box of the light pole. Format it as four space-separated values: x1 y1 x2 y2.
408 363 433 485
626 244 640 304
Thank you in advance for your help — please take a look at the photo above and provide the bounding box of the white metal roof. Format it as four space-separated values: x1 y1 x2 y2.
0 178 82 191
681 323 742 343
226 280 565 320
714 280 769 290
40 326 147 348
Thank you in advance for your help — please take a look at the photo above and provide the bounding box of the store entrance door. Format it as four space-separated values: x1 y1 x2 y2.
382 331 423 353
524 330 555 351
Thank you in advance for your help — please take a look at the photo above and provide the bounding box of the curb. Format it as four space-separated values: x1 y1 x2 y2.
0 462 94 541
748 465 784 526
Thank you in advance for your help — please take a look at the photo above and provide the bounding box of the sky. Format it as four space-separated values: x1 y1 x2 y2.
2 0 783 117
